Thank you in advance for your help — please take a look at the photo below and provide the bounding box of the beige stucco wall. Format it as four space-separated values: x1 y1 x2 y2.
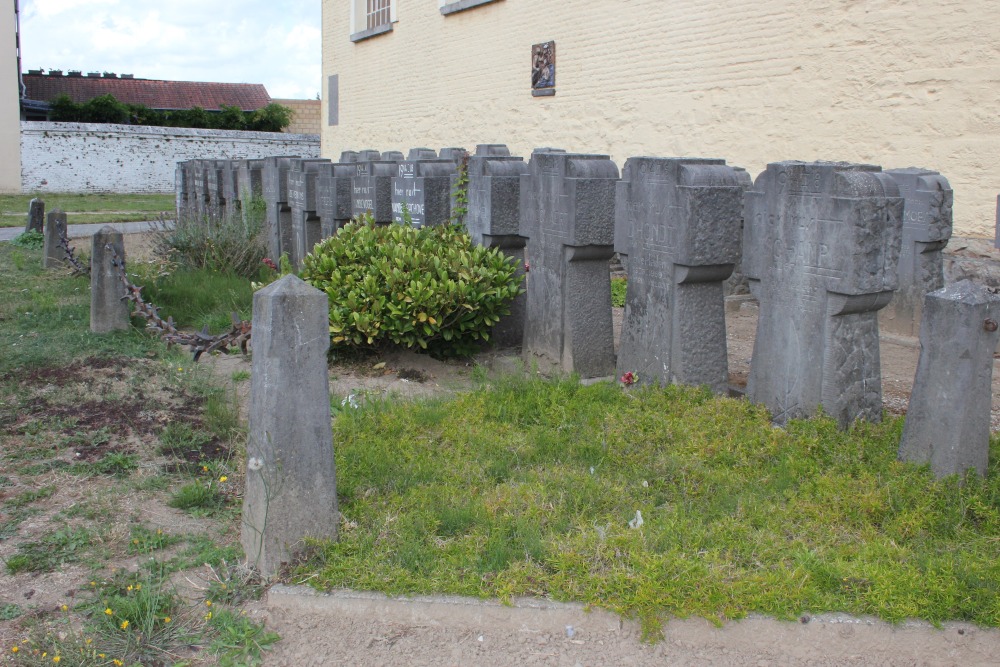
322 0 1000 237
274 98 321 136
0 2 20 193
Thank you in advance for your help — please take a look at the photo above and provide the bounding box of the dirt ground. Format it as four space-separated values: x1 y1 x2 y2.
12 231 998 666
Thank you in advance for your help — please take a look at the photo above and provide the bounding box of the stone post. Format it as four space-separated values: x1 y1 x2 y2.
43 209 68 269
25 198 44 233
744 161 903 427
287 158 332 269
898 280 1000 478
879 168 953 337
242 275 338 576
391 152 460 228
614 157 746 392
519 151 619 377
90 226 129 333
465 144 530 347
317 156 360 238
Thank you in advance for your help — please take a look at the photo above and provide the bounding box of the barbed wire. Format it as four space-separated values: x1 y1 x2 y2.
105 243 252 361
57 223 90 275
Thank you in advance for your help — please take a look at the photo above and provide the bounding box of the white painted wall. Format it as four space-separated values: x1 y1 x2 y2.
1 2 21 193
322 0 1000 237
21 122 320 193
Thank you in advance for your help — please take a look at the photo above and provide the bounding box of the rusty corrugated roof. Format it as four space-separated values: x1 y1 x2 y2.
23 73 272 111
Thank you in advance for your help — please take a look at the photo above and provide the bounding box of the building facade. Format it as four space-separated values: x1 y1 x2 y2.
321 0 1000 237
2 1 20 193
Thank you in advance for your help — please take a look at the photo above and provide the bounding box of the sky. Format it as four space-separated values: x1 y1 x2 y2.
18 0 322 100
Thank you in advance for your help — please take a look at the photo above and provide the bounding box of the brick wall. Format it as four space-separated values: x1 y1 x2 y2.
21 122 320 193
274 99 322 135
322 0 1000 237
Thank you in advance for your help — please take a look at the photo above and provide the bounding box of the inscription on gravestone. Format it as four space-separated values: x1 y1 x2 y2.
352 158 400 223
520 151 618 377
288 159 332 268
391 158 459 227
744 161 903 427
879 168 953 338
615 157 745 392
317 157 360 238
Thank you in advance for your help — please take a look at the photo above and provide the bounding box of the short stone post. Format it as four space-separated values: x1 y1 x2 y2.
744 161 903 427
614 157 746 392
242 275 338 576
25 198 44 233
43 209 68 269
898 280 1000 478
879 168 953 337
90 226 129 333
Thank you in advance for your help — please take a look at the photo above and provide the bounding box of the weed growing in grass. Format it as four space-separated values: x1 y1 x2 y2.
299 375 1000 638
168 479 229 516
6 526 96 574
127 525 181 555
0 603 22 620
611 275 627 307
155 200 268 279
88 452 139 477
10 230 44 249
206 609 280 667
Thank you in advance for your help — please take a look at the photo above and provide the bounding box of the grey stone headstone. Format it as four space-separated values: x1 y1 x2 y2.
317 162 360 237
43 209 68 269
242 275 338 576
238 158 265 203
222 160 242 215
899 280 1000 478
25 198 44 233
391 158 459 228
381 151 405 162
262 156 300 260
614 157 745 392
465 149 530 347
175 162 188 218
439 147 468 162
475 143 511 157
206 160 228 218
288 158 332 268
745 161 903 427
406 147 438 160
879 168 953 337
338 151 359 163
90 226 129 333
357 150 381 162
995 195 1000 250
520 151 619 377
352 159 399 223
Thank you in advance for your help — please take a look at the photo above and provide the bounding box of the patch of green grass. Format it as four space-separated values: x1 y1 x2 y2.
157 535 243 573
138 266 255 333
231 369 250 383
168 480 227 515
6 526 96 573
207 609 281 667
128 525 182 555
4 485 56 508
298 375 1000 638
611 275 627 308
0 603 21 620
88 451 139 477
0 193 174 227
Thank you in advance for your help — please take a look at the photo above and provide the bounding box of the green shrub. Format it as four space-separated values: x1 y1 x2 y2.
611 276 627 307
300 217 524 356
155 198 267 279
10 229 44 249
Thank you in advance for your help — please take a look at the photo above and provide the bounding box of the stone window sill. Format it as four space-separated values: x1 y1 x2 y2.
441 0 501 16
350 23 393 43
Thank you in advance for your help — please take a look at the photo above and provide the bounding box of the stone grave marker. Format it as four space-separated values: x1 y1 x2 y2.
878 168 953 338
25 198 44 233
262 155 300 260
175 162 189 218
357 149 382 162
465 144 529 346
43 209 67 269
381 150 405 162
317 158 361 237
614 157 746 392
90 226 129 333
205 160 228 217
744 161 903 427
898 280 1000 478
242 274 338 576
519 150 619 377
352 156 400 223
288 158 333 268
391 155 460 228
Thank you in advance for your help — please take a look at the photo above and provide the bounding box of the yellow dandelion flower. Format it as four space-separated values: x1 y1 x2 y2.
60 604 68 611
164 617 171 623
11 646 19 653
42 652 47 657
113 660 123 666
90 581 96 587
98 654 105 658
53 656 61 663
205 600 212 607
104 608 113 616
85 639 92 645
127 585 133 592
156 529 163 535
132 539 139 545
205 611 212 620
120 620 129 630
219 476 228 483
202 466 208 472
135 584 141 591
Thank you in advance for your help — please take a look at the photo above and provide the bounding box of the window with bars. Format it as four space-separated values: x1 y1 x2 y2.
366 0 391 29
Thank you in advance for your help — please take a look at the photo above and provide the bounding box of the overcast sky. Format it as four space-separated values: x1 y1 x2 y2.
18 0 322 100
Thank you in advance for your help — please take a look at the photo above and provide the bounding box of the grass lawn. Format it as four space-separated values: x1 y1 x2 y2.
0 193 175 227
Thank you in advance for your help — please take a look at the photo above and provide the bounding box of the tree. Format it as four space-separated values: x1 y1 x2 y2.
248 103 293 132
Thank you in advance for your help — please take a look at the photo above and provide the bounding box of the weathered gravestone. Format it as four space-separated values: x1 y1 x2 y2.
175 162 190 218
614 157 746 392
899 280 1000 478
288 158 333 268
353 155 403 223
43 209 68 269
878 168 953 338
520 151 619 377
381 150 405 162
222 160 243 217
744 161 903 427
995 195 1000 250
238 159 265 200
262 156 300 260
205 160 228 218
90 226 129 333
391 152 460 227
25 198 44 233
187 161 207 217
241 275 338 576
316 153 360 237
465 143 529 347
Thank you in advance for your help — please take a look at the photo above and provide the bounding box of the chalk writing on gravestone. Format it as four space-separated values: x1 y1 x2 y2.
352 158 399 223
391 159 459 227
879 168 953 338
615 157 745 392
744 161 902 428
